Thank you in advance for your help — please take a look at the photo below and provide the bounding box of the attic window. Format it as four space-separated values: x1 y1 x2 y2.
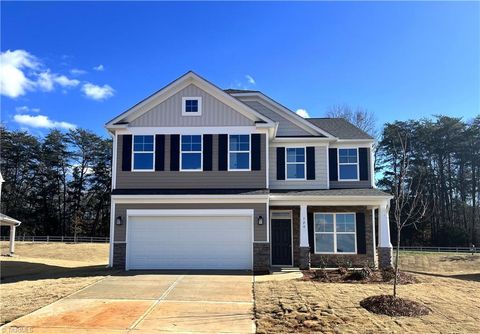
182 97 202 116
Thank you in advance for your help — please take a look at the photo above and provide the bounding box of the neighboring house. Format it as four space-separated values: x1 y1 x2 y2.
0 172 22 256
105 72 393 272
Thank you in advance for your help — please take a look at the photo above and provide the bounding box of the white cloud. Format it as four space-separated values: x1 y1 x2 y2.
0 49 81 98
70 68 86 75
15 106 40 113
296 109 310 118
93 64 104 71
81 82 114 100
14 114 76 130
245 74 256 85
54 75 80 87
0 49 38 98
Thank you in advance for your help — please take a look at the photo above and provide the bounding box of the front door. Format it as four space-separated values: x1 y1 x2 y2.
271 211 292 266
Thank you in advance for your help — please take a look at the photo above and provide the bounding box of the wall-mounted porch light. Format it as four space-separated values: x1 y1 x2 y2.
257 216 264 225
115 216 123 225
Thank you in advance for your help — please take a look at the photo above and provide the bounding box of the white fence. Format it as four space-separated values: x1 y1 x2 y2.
400 246 478 253
0 235 109 243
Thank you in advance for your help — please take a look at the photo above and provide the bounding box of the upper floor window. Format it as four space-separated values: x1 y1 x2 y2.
338 148 358 181
181 135 202 171
286 147 305 180
133 135 154 171
229 134 250 171
314 213 356 254
182 97 202 116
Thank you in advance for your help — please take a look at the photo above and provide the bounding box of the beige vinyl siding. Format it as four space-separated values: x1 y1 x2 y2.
269 146 328 189
114 202 267 242
130 84 254 127
240 100 312 136
116 134 267 189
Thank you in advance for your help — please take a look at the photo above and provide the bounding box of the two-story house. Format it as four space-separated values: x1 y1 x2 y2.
105 72 393 272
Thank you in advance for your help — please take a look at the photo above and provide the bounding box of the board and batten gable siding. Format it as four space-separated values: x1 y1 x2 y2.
329 147 372 189
130 84 254 127
269 145 328 189
116 134 267 189
113 203 268 242
241 100 312 137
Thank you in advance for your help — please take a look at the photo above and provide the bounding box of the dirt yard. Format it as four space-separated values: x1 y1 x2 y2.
255 252 480 333
0 242 113 325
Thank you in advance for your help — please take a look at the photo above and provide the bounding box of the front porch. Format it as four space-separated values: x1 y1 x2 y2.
268 188 393 270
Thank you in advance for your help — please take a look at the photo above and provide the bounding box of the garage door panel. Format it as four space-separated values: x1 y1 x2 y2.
127 214 252 270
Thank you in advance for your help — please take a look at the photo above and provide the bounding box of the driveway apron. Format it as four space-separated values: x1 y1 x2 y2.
1 271 255 334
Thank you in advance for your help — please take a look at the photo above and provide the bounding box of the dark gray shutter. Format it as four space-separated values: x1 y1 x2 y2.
356 212 366 254
251 134 261 171
170 134 180 171
359 148 369 181
203 134 213 171
218 134 228 171
306 147 315 180
276 147 285 180
155 135 165 171
308 212 314 254
328 148 338 181
122 135 132 171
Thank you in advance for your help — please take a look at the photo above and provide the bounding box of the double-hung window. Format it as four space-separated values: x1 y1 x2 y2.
181 135 202 171
286 147 306 180
229 134 250 170
338 148 359 181
314 213 356 254
133 135 154 171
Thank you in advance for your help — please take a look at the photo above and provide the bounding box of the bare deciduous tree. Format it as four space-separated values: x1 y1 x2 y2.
326 104 378 139
390 129 428 297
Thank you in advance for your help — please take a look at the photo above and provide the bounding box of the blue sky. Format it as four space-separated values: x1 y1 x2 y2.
1 1 479 137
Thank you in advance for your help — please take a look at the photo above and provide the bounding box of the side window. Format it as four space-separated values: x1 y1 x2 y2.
229 134 250 170
338 148 358 181
133 135 154 171
182 97 202 116
286 147 306 180
181 135 202 171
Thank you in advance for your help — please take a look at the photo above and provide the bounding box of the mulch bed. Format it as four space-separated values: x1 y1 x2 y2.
301 268 418 285
360 295 430 316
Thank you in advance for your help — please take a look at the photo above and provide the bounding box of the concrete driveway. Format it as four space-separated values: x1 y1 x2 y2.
2 271 255 334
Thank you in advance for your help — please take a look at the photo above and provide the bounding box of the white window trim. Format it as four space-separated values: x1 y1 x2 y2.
285 147 306 181
228 134 251 171
313 212 357 254
338 147 360 181
131 135 155 172
182 97 202 116
180 134 203 172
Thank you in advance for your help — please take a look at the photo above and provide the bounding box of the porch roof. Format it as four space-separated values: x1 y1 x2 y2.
270 188 391 197
0 213 22 227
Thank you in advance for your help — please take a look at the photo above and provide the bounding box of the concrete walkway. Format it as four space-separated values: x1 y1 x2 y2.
1 271 255 334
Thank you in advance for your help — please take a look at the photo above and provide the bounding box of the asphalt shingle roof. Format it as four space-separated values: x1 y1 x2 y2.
307 118 373 140
270 188 391 197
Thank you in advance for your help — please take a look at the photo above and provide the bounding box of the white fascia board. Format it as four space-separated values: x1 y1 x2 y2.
271 137 332 145
106 72 276 129
269 195 392 207
111 194 269 204
231 93 336 138
126 209 254 217
330 141 374 148
115 126 268 136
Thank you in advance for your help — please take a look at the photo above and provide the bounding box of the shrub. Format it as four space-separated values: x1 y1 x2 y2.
381 267 396 282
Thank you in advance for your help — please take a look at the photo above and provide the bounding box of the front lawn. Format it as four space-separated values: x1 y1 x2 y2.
255 253 480 333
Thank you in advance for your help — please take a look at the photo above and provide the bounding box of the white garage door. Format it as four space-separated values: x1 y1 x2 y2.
126 210 253 270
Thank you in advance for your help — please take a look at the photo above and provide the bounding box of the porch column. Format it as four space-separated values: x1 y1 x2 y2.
299 205 310 269
378 201 393 268
9 225 16 255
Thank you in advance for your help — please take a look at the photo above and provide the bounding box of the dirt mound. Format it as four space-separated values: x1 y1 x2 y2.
360 295 430 317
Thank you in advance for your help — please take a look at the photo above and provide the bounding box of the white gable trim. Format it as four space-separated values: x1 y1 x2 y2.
231 92 336 139
105 72 275 129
